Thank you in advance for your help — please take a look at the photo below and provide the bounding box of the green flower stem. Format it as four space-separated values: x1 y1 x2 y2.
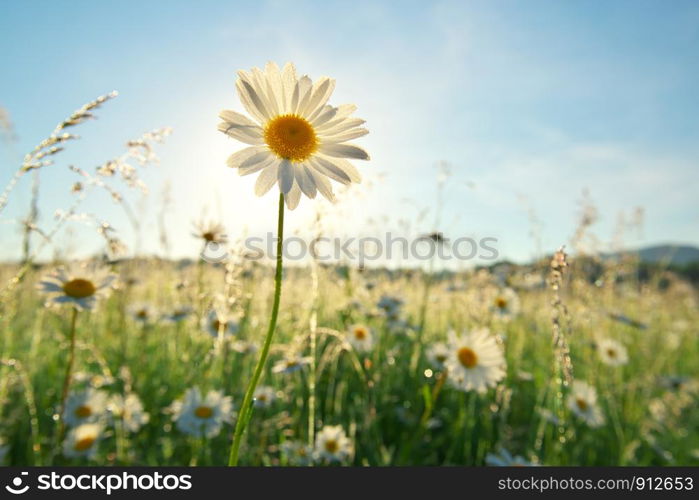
228 192 285 466
55 306 78 456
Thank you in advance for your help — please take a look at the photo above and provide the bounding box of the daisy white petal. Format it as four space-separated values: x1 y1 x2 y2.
294 164 317 199
226 147 265 169
317 116 365 135
307 167 335 201
236 77 271 123
309 156 351 185
318 155 361 183
278 160 294 193
319 142 370 160
323 127 370 143
301 77 335 118
284 181 302 210
253 66 281 117
238 154 276 176
264 61 286 111
292 75 313 115
311 105 338 127
280 62 297 108
238 149 274 172
218 111 264 145
255 162 280 196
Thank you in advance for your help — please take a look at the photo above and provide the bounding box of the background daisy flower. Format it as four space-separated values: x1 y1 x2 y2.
38 263 116 311
63 423 102 459
426 341 450 370
491 287 521 320
445 329 506 394
314 425 353 463
346 324 374 352
218 62 370 209
202 308 239 338
281 440 314 466
252 386 276 409
192 220 227 245
108 393 150 433
128 303 158 325
567 380 605 428
63 388 109 428
272 355 312 375
163 305 194 324
596 338 629 367
170 387 234 438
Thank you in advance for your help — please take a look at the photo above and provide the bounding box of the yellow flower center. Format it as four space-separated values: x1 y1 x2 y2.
353 327 368 340
324 439 339 454
194 406 213 419
576 398 588 411
457 347 478 368
74 436 96 452
606 348 617 358
63 278 96 299
495 297 507 309
202 231 216 242
136 309 148 319
74 405 92 418
264 114 318 162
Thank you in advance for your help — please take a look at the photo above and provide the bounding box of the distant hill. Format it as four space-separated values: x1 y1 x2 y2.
630 245 699 265
598 244 699 266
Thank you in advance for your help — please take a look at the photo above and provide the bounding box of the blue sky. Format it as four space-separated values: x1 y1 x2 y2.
1 0 698 264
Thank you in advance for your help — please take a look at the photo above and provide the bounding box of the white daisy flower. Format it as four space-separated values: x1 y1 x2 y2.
201 309 239 339
170 387 234 438
128 303 158 325
37 263 116 311
486 448 537 466
163 305 194 324
426 341 450 370
218 62 370 210
596 338 628 367
192 220 227 245
567 380 605 428
445 329 506 394
108 393 150 433
281 440 314 466
346 324 374 352
63 388 109 427
491 287 520 320
63 423 102 459
253 386 276 409
231 340 259 355
272 355 312 375
314 425 353 463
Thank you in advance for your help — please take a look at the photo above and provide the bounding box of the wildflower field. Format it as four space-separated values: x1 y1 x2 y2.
0 247 698 465
1 2 698 468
